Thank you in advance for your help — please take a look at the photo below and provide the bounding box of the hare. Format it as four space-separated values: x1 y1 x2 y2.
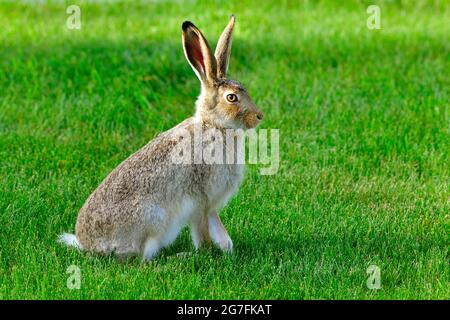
58 15 263 261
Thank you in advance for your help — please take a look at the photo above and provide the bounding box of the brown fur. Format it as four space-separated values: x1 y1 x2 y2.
59 16 263 261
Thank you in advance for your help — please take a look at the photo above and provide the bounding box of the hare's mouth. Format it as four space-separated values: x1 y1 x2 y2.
244 113 263 129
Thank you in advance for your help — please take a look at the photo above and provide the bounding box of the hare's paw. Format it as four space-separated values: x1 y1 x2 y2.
208 211 233 253
218 237 233 253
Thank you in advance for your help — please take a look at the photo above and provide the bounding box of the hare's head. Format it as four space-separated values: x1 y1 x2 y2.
182 16 263 129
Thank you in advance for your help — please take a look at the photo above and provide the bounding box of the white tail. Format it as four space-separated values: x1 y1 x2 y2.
57 233 82 250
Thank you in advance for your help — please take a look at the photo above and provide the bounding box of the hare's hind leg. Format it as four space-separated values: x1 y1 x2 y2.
140 203 169 261
208 211 233 252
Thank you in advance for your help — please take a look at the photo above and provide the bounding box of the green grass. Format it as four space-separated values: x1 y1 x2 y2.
0 0 449 299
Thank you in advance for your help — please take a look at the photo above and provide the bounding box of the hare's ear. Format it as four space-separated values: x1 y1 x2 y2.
215 15 235 78
182 21 217 86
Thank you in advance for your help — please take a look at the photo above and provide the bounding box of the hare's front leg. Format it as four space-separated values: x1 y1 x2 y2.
191 211 233 252
208 211 233 252
190 213 211 250
142 237 160 262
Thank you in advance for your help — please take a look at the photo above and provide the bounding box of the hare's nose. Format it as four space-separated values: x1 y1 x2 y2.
256 112 264 121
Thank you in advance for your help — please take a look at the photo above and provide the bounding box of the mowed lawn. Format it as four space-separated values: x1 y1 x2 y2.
0 0 448 299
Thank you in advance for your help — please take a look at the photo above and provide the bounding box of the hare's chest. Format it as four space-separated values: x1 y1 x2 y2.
205 164 244 210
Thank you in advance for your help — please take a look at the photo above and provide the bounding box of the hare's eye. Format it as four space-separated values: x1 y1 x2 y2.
225 93 238 103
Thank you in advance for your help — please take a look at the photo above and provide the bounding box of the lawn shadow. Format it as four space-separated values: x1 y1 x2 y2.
233 227 445 267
